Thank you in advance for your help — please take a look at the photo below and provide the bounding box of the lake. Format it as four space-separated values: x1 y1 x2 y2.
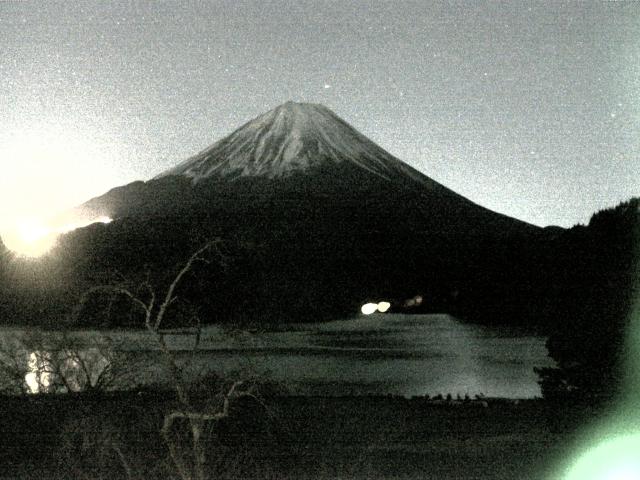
0 314 554 398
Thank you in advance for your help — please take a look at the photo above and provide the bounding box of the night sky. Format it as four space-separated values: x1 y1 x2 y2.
1 1 638 229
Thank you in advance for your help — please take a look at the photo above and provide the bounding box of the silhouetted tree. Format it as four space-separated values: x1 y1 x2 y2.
77 240 265 480
536 198 639 400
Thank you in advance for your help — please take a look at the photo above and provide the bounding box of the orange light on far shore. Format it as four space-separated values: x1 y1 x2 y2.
58 216 112 234
377 301 391 313
361 303 378 315
361 301 392 315
2 216 113 258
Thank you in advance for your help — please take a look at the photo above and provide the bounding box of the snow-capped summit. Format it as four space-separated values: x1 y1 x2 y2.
156 101 432 186
73 101 537 235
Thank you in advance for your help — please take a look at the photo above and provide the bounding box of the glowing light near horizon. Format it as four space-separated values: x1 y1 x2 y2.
377 301 391 313
57 216 113 234
361 301 392 315
3 216 113 258
361 303 378 315
3 218 57 258
16 219 50 245
0 125 120 257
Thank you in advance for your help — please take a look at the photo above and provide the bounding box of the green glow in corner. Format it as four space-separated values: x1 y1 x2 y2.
561 215 640 480
565 434 640 480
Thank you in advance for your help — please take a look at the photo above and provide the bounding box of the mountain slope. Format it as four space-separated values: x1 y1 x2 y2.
75 102 535 236
50 102 547 326
156 101 438 187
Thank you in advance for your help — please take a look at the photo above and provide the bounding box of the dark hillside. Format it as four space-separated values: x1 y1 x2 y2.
537 198 639 398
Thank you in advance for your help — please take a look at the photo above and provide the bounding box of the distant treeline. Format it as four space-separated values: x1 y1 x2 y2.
535 198 639 399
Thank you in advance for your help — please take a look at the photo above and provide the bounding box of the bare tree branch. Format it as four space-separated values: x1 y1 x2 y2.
70 239 262 480
154 240 221 332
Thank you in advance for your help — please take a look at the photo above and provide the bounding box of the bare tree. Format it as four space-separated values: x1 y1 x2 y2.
77 240 261 480
0 333 31 394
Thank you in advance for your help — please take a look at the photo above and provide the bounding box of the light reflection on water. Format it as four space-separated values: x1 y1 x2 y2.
25 352 51 393
8 314 553 398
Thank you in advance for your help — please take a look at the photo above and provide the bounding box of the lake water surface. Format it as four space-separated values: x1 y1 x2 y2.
1 314 554 398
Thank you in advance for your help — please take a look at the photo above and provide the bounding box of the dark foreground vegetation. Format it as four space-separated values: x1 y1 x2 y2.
0 391 597 480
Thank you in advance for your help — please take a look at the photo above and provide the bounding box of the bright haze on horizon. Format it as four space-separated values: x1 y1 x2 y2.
1 1 638 249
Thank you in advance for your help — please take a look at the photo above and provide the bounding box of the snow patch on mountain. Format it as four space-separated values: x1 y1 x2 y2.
156 102 433 186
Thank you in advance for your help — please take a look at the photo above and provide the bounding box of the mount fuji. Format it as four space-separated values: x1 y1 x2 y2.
54 102 546 326
73 102 534 233
157 101 438 186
